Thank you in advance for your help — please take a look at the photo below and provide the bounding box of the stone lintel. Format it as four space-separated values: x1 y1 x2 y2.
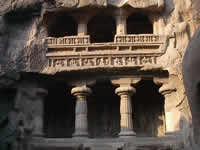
111 77 141 87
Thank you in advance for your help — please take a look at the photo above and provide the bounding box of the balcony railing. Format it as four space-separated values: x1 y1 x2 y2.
114 34 166 44
45 34 168 54
46 35 90 47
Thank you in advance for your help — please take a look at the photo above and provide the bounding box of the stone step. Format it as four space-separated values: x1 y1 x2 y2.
90 144 116 150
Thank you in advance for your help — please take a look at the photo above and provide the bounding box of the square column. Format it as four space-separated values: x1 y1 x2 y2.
32 88 48 137
78 21 87 36
71 86 92 138
115 15 127 35
115 86 136 137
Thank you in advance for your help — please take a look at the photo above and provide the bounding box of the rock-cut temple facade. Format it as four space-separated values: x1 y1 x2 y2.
0 0 199 150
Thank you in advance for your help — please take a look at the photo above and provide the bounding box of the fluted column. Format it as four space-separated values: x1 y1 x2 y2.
115 86 136 137
71 86 92 138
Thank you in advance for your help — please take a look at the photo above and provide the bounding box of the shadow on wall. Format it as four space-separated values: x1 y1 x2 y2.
132 80 165 137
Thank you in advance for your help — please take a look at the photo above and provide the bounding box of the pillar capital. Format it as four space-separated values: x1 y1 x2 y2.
115 86 136 96
32 88 48 137
158 83 176 96
111 77 141 87
71 86 92 97
36 88 48 97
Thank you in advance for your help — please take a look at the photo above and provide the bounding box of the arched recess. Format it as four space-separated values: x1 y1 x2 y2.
88 15 116 43
132 80 165 137
127 12 153 34
47 13 77 37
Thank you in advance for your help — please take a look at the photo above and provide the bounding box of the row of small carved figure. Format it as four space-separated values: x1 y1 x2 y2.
48 56 157 68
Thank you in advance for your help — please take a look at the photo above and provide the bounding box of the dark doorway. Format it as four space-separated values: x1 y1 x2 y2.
127 13 153 34
88 15 116 43
47 13 77 37
88 80 120 138
132 80 165 137
44 86 75 138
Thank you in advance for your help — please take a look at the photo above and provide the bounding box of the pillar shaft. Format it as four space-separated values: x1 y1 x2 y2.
32 88 48 137
115 86 136 137
75 95 88 136
78 21 87 36
71 86 91 138
120 94 133 132
116 15 127 35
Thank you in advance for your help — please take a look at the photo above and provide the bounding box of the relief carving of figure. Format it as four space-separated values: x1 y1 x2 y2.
3 88 45 150
7 93 27 150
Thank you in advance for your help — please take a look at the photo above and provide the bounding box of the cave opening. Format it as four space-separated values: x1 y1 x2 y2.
127 13 153 34
88 80 120 138
44 85 75 138
47 13 77 37
88 14 116 43
133 80 165 137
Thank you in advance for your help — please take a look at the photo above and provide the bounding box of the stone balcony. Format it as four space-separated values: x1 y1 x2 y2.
44 34 169 72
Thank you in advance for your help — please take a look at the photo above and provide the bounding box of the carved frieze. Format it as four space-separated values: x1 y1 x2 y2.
48 55 157 69
127 0 164 10
53 0 164 11
56 0 79 8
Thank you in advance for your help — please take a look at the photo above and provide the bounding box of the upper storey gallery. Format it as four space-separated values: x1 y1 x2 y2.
43 0 165 44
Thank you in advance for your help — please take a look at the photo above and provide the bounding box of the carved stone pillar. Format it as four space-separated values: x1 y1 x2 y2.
71 86 92 138
78 21 87 36
158 83 177 134
116 15 127 35
115 86 136 137
32 88 48 137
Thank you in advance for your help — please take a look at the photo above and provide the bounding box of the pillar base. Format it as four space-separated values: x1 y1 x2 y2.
73 132 88 138
119 131 136 137
32 132 45 137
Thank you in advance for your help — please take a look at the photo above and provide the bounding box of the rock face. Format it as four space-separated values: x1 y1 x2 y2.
0 0 200 150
